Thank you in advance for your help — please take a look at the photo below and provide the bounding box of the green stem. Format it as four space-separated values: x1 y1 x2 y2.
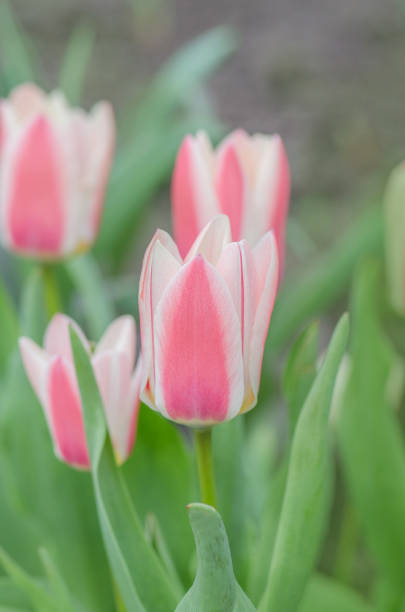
194 428 217 508
42 264 62 319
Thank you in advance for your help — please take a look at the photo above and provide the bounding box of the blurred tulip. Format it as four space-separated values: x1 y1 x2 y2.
19 315 140 469
384 162 405 316
0 83 115 259
171 130 290 268
139 215 279 426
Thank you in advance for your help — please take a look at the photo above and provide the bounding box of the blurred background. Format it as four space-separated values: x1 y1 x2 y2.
3 0 405 281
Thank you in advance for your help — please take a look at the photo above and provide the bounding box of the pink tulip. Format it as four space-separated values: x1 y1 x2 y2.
19 315 141 469
139 215 278 426
171 130 290 269
0 83 115 259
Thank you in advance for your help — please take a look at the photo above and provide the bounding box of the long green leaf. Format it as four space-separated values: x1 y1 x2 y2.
70 326 179 611
59 22 95 105
338 260 405 588
0 278 19 378
0 1 37 88
0 577 30 609
175 504 255 612
259 314 349 612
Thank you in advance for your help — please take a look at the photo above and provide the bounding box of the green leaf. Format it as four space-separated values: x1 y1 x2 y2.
38 549 76 612
123 407 194 588
70 326 179 611
128 26 237 130
299 574 375 612
0 1 37 89
0 278 19 378
175 504 255 612
19 269 46 343
0 548 55 612
268 206 382 354
59 22 95 105
338 260 405 588
0 577 30 608
65 254 114 340
258 314 349 612
283 321 320 436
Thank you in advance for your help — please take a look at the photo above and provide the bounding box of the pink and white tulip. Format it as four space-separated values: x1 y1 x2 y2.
171 130 290 268
139 215 278 426
19 315 141 469
0 83 115 259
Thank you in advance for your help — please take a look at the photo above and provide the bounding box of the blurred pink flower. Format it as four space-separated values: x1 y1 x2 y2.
139 215 278 426
0 83 115 259
19 315 140 469
172 130 290 270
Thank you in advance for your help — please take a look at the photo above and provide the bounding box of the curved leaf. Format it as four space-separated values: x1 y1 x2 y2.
259 314 349 612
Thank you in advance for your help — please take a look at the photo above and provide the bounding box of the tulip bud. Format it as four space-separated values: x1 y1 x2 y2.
19 315 140 469
171 130 290 270
139 215 279 426
384 162 405 316
0 83 115 259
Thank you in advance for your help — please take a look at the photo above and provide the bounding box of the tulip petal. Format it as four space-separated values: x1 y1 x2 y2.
172 136 218 258
9 83 46 121
47 357 89 468
95 315 136 370
19 337 50 413
253 135 290 269
185 215 231 265
139 240 181 405
248 232 279 402
5 115 65 255
92 350 132 463
154 256 244 424
44 314 89 363
215 141 245 240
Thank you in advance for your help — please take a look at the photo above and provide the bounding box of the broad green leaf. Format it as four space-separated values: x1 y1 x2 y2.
65 254 114 340
0 549 55 612
59 22 95 105
338 260 405 588
175 504 255 612
0 278 19 378
299 574 375 612
71 327 179 611
0 1 37 89
259 314 349 612
283 321 320 435
124 407 194 588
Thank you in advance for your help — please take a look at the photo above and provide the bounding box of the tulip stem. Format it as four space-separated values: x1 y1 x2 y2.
42 264 62 319
194 428 217 508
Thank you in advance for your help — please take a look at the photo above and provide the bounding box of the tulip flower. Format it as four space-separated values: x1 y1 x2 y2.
139 215 278 425
19 315 141 469
171 130 290 268
0 83 115 259
384 162 405 316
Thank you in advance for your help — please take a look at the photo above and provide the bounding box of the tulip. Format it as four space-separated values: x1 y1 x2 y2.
0 83 115 259
19 315 141 469
384 162 405 316
171 130 290 269
139 215 278 426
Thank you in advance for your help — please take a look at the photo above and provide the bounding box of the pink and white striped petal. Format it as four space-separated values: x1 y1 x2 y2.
19 337 51 415
44 314 89 363
95 315 136 370
215 140 245 241
5 115 65 255
185 215 231 266
139 240 181 405
248 232 279 403
47 357 89 469
172 135 218 258
154 255 244 424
